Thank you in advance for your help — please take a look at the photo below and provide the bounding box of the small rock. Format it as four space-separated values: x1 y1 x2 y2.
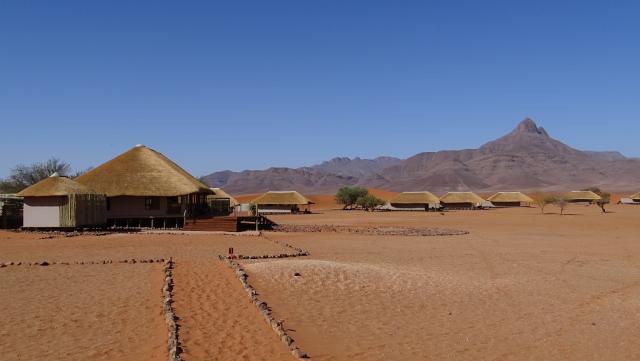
293 272 301 277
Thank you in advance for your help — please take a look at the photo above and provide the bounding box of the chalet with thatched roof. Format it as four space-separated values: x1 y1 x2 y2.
206 188 238 215
486 192 534 207
440 192 485 210
389 192 440 211
630 192 640 202
75 145 212 227
17 173 106 228
564 191 601 204
251 191 313 214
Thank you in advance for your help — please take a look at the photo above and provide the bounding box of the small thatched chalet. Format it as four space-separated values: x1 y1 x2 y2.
630 192 640 202
207 188 238 215
252 191 313 214
389 192 440 211
486 192 534 207
17 173 106 228
75 145 212 227
564 191 601 204
440 192 485 210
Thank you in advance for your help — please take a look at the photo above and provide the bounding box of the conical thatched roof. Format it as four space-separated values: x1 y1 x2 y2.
17 173 100 197
486 192 534 203
440 192 485 204
629 192 640 200
208 188 238 206
75 145 212 197
390 192 440 204
252 191 313 205
564 191 601 201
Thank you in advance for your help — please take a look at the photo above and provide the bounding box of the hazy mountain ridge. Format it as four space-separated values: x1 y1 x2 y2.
201 118 640 194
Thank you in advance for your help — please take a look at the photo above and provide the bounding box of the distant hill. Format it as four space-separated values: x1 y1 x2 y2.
201 118 640 194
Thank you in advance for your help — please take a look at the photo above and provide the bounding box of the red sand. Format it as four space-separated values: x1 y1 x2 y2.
2 203 640 360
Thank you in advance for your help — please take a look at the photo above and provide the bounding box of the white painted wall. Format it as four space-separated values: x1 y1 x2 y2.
23 197 63 227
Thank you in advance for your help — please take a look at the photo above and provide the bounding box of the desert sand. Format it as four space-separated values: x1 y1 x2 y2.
2 202 640 360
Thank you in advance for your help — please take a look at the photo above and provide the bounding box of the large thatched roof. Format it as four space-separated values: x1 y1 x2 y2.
252 191 313 205
390 192 440 204
440 192 485 204
564 191 602 201
17 173 100 197
487 192 534 203
75 145 211 197
208 188 238 206
629 192 640 200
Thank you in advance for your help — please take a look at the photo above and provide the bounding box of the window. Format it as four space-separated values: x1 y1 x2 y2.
167 197 181 214
145 197 160 210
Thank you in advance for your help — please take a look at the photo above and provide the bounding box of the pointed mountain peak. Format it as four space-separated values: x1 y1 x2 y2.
513 118 548 137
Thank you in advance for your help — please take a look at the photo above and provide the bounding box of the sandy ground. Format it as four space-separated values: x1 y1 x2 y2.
0 264 166 361
2 203 640 360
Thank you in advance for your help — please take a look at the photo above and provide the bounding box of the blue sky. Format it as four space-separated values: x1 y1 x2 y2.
1 1 639 178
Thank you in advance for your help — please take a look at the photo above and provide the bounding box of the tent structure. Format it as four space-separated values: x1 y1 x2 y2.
75 144 212 227
439 192 485 210
564 191 601 204
17 173 106 228
389 192 441 211
206 188 238 215
251 191 314 214
486 192 534 207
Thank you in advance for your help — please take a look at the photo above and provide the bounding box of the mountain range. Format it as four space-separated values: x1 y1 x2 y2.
201 119 639 194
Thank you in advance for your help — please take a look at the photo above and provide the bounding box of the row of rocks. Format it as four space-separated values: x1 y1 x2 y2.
0 258 167 268
162 258 182 361
222 257 309 359
272 224 469 236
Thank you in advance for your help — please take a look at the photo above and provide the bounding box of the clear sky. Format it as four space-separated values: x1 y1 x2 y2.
1 1 639 178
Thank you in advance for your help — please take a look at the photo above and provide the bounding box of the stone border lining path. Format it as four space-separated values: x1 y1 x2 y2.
162 258 182 361
220 257 310 359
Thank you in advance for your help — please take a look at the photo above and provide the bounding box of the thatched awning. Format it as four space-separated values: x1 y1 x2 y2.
486 192 534 203
208 188 238 206
75 145 212 197
17 173 100 197
564 191 601 201
440 192 484 204
390 192 440 204
252 191 313 205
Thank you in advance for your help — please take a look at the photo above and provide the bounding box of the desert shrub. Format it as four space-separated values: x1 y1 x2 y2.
356 194 386 211
582 187 611 213
335 186 369 210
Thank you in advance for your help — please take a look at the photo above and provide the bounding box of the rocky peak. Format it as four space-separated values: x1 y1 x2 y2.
512 118 549 137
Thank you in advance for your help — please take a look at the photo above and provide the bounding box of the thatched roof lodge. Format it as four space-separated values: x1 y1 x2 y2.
75 145 212 228
564 191 601 204
486 192 534 207
251 191 314 214
17 173 106 228
389 192 440 211
440 192 485 210
630 192 640 202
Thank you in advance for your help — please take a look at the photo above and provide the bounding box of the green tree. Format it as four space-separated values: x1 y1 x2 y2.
0 158 72 193
582 187 611 213
335 186 368 210
356 194 386 211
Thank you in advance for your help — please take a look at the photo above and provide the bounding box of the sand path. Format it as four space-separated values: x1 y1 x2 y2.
172 260 293 361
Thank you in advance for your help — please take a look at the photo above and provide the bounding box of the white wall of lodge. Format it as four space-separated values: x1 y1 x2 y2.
106 196 184 218
23 196 63 227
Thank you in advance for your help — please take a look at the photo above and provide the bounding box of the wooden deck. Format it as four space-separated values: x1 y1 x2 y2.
183 216 276 232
